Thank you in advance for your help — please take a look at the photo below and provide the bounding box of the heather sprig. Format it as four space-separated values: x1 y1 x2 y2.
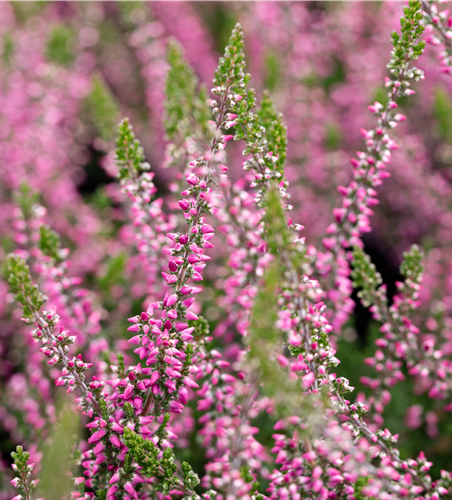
10 446 36 500
165 39 211 146
115 118 150 183
13 183 39 222
5 254 47 323
95 41 248 500
258 91 287 174
351 245 384 308
5 253 101 416
38 224 64 264
115 118 175 303
120 24 254 425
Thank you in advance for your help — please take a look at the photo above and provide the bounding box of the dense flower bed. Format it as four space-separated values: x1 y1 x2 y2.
2 1 452 499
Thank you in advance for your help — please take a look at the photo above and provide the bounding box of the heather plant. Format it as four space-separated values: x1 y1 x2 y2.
4 1 452 500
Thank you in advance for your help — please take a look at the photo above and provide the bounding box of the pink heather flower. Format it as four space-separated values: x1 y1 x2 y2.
178 199 190 211
186 173 199 185
302 372 316 389
201 224 214 233
107 485 118 496
169 400 184 413
165 293 178 307
125 482 138 499
185 310 199 321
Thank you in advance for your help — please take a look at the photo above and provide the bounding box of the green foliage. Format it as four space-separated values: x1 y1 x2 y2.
322 58 346 92
234 86 266 158
12 2 48 23
116 1 145 26
124 402 136 423
213 23 247 91
4 254 46 322
123 426 197 495
264 188 292 256
96 489 108 500
434 87 452 143
352 244 422 310
38 401 80 500
2 33 14 64
353 476 377 500
240 466 259 491
373 86 390 107
188 315 210 342
45 25 75 65
165 39 210 141
156 413 171 441
14 183 39 220
115 118 150 182
117 352 126 379
248 259 280 395
400 244 423 281
181 461 201 491
88 75 120 143
390 1 425 68
258 92 287 172
264 52 280 91
324 122 341 151
197 3 237 55
98 253 127 292
249 189 300 407
351 246 383 308
257 91 277 137
38 225 62 263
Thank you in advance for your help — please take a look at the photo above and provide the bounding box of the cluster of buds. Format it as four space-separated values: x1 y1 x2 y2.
127 308 201 416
